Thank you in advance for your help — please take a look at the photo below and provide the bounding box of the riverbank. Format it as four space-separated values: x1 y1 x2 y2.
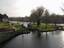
0 22 30 44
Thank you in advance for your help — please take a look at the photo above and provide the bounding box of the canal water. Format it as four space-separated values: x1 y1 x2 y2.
2 31 64 48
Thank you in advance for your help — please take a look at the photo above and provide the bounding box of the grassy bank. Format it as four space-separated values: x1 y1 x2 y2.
0 22 30 46
32 23 56 31
0 22 25 32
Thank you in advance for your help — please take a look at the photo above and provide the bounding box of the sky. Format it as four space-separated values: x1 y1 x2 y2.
0 0 64 17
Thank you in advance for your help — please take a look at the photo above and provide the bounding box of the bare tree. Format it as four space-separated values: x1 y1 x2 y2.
30 7 44 26
30 6 45 37
44 9 49 29
44 9 49 37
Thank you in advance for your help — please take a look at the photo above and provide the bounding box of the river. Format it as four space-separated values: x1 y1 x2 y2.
9 21 31 27
2 31 64 48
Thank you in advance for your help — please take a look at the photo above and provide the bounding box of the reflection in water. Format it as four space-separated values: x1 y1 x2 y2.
3 31 64 48
61 31 64 42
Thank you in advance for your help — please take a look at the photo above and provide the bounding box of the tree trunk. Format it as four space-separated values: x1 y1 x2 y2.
37 20 41 37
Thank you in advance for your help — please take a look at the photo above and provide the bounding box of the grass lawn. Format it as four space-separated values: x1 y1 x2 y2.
32 23 56 31
0 22 24 32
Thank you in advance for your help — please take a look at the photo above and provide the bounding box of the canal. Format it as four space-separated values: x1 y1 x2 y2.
2 31 64 48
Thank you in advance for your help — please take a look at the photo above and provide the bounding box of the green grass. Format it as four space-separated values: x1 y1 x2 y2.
0 22 56 32
0 22 12 29
32 23 55 31
0 22 24 32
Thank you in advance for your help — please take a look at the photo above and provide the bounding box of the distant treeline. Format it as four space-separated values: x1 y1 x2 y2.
9 17 29 22
9 15 64 24
8 6 64 24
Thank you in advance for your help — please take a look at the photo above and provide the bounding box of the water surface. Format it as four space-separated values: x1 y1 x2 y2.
3 31 64 48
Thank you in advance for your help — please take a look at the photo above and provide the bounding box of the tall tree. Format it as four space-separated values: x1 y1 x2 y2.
30 7 44 26
0 14 8 22
30 6 45 37
44 9 49 23
0 14 3 22
44 9 49 36
3 14 8 18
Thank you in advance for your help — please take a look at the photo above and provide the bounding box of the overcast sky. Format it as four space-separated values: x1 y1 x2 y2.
0 0 64 17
